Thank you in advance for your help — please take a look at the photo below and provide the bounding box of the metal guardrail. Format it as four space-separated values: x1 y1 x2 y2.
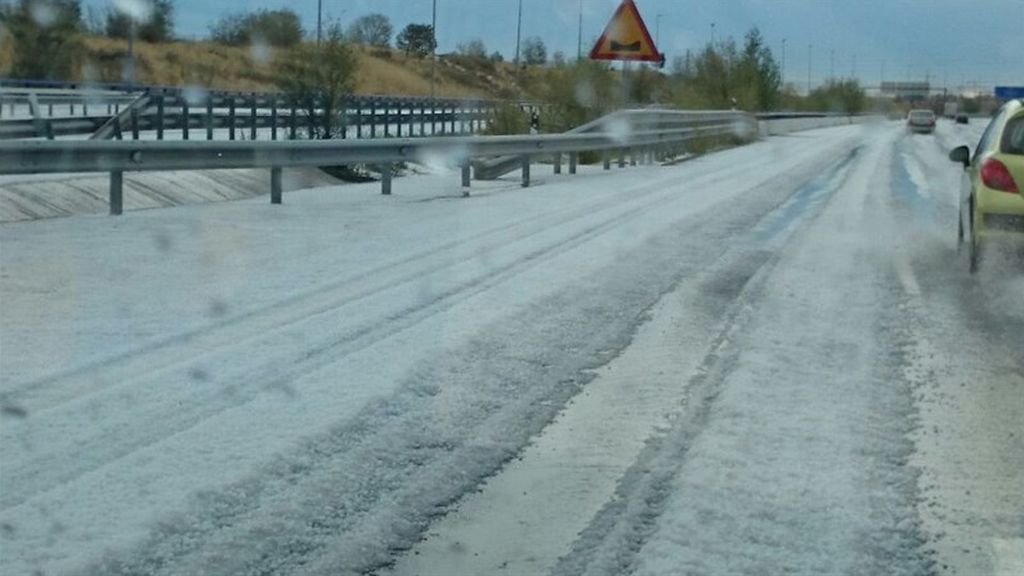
0 109 756 216
0 80 518 140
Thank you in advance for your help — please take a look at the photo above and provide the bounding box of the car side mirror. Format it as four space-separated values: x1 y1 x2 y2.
949 145 970 168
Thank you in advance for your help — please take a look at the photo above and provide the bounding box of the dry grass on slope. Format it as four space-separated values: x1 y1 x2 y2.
1 35 524 99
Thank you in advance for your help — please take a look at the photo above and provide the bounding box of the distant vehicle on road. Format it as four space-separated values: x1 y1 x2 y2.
907 109 936 134
944 101 959 118
956 114 969 125
950 98 1024 272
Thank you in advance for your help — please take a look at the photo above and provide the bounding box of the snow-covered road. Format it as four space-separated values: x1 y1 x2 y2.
1 120 1021 575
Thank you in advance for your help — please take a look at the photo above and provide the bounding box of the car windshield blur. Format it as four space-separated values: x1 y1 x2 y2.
1 1 1022 576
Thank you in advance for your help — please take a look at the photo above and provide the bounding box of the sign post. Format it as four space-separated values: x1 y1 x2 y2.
589 0 665 105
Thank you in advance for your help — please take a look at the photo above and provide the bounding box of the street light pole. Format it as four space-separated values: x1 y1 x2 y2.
807 44 812 94
577 0 583 60
317 0 322 44
127 17 136 87
710 22 715 44
431 0 437 98
656 14 662 47
781 38 786 86
515 0 523 65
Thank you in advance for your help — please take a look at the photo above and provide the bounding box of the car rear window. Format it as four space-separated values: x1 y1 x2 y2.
910 111 934 120
1002 116 1024 155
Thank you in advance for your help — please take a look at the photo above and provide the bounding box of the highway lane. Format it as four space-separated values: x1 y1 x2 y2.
1 121 1020 575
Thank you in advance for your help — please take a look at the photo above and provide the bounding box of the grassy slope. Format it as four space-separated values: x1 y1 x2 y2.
1 35 525 98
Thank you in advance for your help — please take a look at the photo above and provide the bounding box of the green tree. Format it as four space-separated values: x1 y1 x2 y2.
275 23 356 140
806 79 866 114
105 0 174 43
521 36 546 65
210 8 303 48
396 23 435 57
346 13 392 47
0 0 83 79
531 60 617 132
456 38 487 59
737 28 781 110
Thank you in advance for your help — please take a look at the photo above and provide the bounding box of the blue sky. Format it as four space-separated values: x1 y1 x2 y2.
83 0 1023 91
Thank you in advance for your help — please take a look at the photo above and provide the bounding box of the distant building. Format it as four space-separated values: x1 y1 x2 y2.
880 81 930 100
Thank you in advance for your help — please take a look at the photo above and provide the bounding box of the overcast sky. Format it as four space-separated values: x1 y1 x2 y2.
84 0 1023 91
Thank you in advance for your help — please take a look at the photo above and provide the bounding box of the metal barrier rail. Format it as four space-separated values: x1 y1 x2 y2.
1 93 504 140
0 109 756 215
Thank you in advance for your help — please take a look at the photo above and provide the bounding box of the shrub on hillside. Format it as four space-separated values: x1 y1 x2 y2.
0 0 83 79
396 23 434 58
210 8 303 48
105 0 174 43
346 13 392 48
274 24 356 140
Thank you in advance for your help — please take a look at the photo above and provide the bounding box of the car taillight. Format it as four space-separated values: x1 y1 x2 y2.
981 158 1020 194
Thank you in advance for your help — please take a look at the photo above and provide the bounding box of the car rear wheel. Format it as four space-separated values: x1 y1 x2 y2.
969 201 981 274
957 205 965 252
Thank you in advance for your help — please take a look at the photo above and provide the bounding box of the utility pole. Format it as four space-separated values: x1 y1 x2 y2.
317 0 322 44
127 17 136 87
431 0 437 98
515 0 523 65
577 0 583 60
781 38 787 85
807 44 812 94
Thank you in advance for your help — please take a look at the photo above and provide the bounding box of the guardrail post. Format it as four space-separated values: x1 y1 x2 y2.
381 165 392 195
130 107 139 140
521 156 531 188
182 99 189 140
155 95 165 140
461 161 471 196
110 171 124 215
603 152 611 171
554 152 562 174
372 99 380 137
271 167 283 204
384 103 391 138
206 97 214 140
229 96 236 141
271 101 278 140
420 103 427 136
250 94 258 141
289 102 298 140
569 153 578 175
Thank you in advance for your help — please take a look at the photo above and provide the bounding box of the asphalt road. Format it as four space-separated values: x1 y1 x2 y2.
1 120 1020 576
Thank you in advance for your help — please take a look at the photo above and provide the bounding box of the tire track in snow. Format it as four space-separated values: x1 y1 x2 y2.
1 134 863 516
6 137 862 576
557 127 933 576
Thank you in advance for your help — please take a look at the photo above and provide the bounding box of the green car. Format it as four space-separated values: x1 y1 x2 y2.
950 99 1024 273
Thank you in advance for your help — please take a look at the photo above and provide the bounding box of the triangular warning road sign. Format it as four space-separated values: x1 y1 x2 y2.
589 0 664 65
